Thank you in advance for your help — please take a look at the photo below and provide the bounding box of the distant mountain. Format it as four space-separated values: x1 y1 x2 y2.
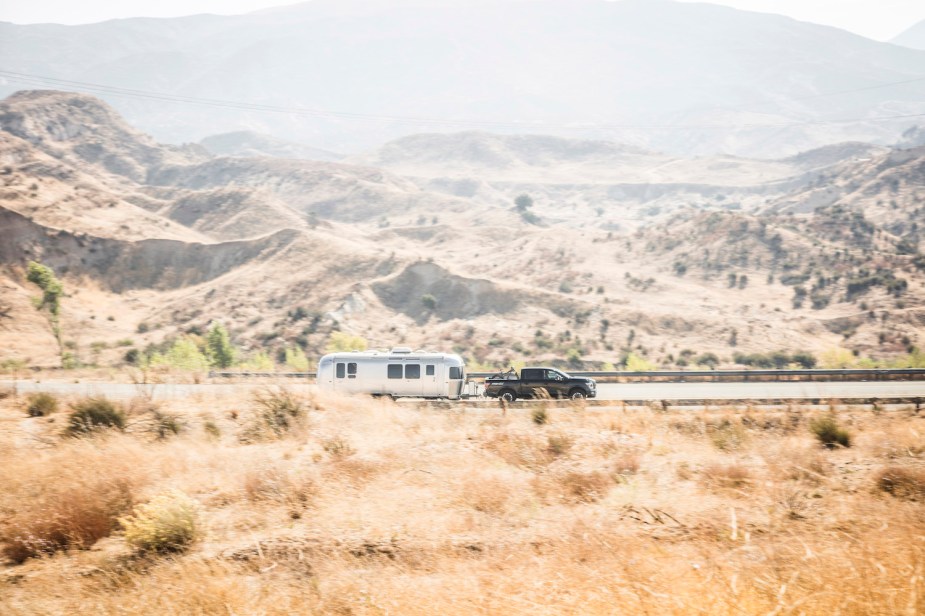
892 19 925 50
351 131 881 187
897 125 925 148
199 131 343 162
3 0 925 156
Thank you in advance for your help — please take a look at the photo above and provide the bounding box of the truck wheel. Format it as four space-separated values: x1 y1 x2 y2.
499 389 517 403
568 389 586 400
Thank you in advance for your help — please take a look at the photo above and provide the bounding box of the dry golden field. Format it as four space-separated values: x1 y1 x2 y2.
2 384 925 615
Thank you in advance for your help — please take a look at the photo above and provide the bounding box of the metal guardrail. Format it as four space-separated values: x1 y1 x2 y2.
210 369 925 382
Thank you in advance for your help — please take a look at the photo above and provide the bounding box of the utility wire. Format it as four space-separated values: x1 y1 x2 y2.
2 68 925 132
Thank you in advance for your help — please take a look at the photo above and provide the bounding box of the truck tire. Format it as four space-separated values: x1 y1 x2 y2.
568 388 586 400
499 389 517 403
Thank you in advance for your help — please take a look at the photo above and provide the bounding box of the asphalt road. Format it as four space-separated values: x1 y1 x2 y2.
594 381 925 400
4 380 925 401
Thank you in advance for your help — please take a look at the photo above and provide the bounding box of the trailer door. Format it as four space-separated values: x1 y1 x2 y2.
403 363 424 397
424 363 442 397
333 361 347 391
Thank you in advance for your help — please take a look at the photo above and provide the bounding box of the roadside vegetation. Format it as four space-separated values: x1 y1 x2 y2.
2 389 924 614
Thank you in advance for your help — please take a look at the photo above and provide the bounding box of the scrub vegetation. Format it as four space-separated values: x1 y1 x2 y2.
2 388 925 614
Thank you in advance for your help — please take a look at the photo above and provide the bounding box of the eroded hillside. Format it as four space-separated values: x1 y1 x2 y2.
1 90 923 369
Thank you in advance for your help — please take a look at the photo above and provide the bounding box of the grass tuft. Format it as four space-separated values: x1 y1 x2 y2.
25 392 58 417
809 414 852 449
875 466 925 501
65 397 126 436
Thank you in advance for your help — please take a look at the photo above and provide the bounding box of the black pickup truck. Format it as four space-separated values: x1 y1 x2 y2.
484 367 597 402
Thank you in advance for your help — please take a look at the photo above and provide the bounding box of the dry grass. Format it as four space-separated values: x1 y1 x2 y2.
1 392 925 615
876 466 925 501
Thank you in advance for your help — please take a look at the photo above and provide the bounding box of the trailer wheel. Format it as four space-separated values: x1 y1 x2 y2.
568 389 586 400
499 389 517 403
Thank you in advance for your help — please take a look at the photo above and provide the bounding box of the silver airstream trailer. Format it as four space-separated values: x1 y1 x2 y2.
316 347 466 399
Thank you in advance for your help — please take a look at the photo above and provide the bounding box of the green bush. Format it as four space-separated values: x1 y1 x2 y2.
26 392 58 417
809 414 851 449
65 397 126 436
120 490 200 553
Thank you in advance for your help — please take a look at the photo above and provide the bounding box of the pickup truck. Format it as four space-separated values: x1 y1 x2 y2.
484 367 597 402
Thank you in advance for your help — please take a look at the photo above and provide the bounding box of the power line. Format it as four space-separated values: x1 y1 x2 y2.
1 68 924 132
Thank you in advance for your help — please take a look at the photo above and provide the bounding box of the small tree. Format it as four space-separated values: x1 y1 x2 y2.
514 194 533 211
325 332 368 353
421 294 437 310
151 337 210 372
241 351 274 371
26 261 64 365
625 353 656 372
205 322 235 368
285 346 310 371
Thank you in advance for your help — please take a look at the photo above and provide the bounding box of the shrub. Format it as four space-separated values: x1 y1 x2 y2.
809 414 851 449
2 476 135 563
244 388 308 440
875 466 925 501
546 433 573 457
26 392 58 417
421 294 437 310
65 397 126 436
708 419 748 452
532 407 548 425
322 435 356 459
150 410 184 441
121 490 200 553
203 420 221 440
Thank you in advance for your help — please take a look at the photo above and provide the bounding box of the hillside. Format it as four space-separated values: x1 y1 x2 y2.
199 131 343 162
1 90 924 370
893 18 925 50
3 0 925 156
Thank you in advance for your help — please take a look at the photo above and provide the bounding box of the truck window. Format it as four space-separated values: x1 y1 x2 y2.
405 364 421 379
348 363 357 378
449 366 462 380
426 365 435 376
388 364 402 379
521 369 542 381
336 363 346 379
546 370 563 381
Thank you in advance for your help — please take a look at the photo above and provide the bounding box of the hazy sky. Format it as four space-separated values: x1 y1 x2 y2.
0 0 921 42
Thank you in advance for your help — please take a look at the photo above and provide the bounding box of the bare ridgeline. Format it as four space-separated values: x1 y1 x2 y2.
2 0 925 613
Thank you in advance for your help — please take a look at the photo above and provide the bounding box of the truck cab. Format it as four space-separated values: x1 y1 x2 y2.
484 367 596 402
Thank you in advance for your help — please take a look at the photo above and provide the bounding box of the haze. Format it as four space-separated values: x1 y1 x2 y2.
1 0 923 41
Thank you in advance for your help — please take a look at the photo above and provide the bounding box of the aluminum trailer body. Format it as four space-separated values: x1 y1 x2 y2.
317 347 466 399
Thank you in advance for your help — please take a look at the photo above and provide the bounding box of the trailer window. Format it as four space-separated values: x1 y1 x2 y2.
336 363 346 379
405 364 421 379
348 363 357 378
426 365 435 376
449 366 462 380
388 364 403 379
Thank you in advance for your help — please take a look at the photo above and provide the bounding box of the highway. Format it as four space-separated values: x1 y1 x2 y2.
4 380 925 402
594 381 925 400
